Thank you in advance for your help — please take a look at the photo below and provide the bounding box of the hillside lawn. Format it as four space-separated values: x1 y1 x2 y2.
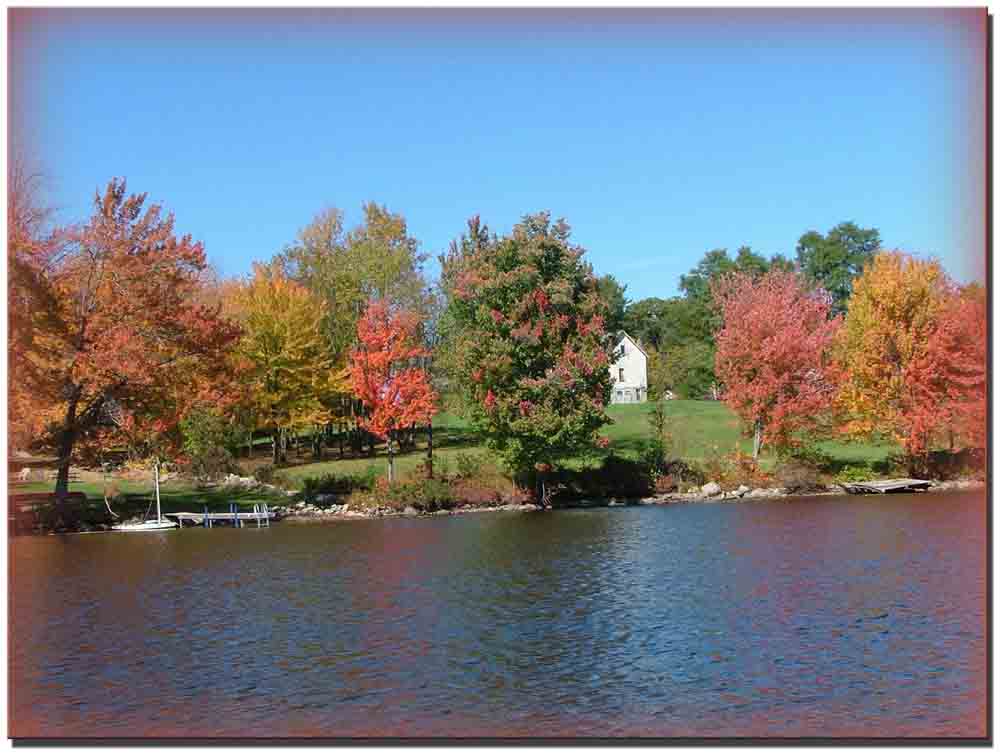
10 400 896 512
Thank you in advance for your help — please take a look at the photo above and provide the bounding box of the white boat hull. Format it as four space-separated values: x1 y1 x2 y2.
111 520 178 532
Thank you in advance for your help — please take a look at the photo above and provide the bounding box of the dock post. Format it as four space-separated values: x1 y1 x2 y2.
232 502 238 528
204 504 210 528
263 502 270 528
255 503 262 529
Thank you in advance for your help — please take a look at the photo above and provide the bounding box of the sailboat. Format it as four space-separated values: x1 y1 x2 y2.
112 461 178 532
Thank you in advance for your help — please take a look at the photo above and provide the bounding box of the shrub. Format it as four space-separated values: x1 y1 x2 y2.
836 462 881 483
662 459 706 488
553 455 654 501
785 444 836 472
638 439 668 477
653 474 676 494
454 451 492 479
696 448 770 489
180 407 245 482
921 448 986 481
254 464 277 484
300 470 378 502
774 460 824 493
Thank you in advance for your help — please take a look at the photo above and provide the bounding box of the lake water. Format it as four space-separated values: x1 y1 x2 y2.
9 492 987 739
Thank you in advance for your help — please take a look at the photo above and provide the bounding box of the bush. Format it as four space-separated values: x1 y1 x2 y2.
180 407 246 482
300 470 377 503
662 459 706 488
919 448 986 481
638 439 668 476
553 455 654 501
784 444 836 472
250 465 291 490
345 477 458 514
254 464 277 484
836 462 881 483
454 451 491 479
696 449 770 490
774 459 824 493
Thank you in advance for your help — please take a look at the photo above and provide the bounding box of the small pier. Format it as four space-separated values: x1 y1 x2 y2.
163 502 276 529
838 478 931 495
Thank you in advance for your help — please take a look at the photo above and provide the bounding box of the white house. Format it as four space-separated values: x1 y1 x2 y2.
609 332 648 403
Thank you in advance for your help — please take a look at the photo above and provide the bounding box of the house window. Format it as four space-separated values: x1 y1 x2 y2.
616 390 623 401
618 367 624 382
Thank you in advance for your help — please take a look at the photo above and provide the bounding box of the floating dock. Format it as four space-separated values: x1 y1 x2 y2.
163 502 276 528
838 478 931 495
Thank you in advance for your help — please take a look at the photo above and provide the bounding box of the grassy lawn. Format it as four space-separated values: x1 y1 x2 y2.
10 401 899 506
268 401 899 484
9 476 288 516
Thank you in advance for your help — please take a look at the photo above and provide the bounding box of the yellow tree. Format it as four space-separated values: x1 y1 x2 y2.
832 250 953 462
225 264 340 464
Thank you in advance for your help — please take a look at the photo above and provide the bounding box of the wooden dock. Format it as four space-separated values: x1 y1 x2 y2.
164 502 277 528
838 478 931 495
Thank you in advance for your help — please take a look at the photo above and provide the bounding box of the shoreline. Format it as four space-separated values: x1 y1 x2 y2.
275 477 986 523
18 478 986 535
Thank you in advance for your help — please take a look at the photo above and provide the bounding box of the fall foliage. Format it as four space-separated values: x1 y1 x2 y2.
442 212 614 492
832 250 954 459
8 169 986 499
712 269 841 458
11 178 242 496
907 284 987 453
349 299 437 482
224 264 346 464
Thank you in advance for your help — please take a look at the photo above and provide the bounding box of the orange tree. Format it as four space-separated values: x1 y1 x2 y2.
711 269 841 459
832 250 958 468
11 178 240 499
349 299 437 483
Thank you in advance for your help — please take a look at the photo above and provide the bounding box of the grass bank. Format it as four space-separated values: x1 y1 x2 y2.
10 401 898 508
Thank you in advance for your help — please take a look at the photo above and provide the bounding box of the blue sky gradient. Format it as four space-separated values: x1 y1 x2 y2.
9 8 987 300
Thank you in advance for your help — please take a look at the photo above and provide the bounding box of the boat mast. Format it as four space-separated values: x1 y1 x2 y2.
154 460 162 523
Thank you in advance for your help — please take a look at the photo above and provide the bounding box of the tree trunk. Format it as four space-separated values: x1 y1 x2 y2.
426 422 434 479
338 422 344 459
272 428 280 465
752 419 763 460
387 431 395 484
54 392 81 502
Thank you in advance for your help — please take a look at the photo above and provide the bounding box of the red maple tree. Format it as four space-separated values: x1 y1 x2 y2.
712 270 841 458
349 299 437 482
906 285 987 454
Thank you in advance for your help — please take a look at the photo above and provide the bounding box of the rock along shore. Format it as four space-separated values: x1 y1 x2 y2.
273 477 986 523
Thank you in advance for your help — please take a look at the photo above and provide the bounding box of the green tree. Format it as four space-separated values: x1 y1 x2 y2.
595 274 629 334
658 342 718 399
180 405 247 482
628 246 788 402
443 212 614 503
276 202 429 361
796 221 881 314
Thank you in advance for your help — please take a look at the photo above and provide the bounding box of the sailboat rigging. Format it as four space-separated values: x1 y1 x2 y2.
111 460 178 532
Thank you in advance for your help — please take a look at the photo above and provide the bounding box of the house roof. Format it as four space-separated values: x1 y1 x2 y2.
614 331 648 359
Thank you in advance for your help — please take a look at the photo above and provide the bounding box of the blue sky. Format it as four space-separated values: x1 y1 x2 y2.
10 8 987 301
